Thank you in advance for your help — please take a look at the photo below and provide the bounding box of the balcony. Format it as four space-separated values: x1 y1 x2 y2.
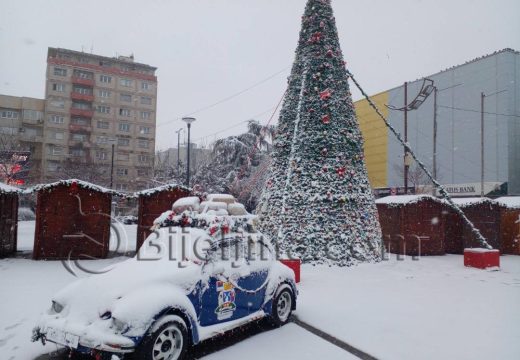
19 134 44 143
71 76 94 86
69 124 92 133
22 117 44 126
68 140 91 148
70 108 94 118
71 92 94 102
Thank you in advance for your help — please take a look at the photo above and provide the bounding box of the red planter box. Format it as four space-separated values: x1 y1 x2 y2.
280 259 301 283
464 248 500 269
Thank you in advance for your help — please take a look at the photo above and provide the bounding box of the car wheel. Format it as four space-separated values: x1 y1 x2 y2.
270 288 293 326
134 319 188 360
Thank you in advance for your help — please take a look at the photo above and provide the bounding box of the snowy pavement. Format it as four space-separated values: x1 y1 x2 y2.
2 221 519 360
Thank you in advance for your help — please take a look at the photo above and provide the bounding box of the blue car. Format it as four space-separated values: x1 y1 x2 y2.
33 227 297 360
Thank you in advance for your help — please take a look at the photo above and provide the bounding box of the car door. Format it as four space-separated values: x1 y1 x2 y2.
198 237 268 327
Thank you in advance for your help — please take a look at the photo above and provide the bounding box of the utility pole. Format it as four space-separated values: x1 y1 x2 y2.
175 128 183 176
404 82 409 193
182 117 196 187
481 92 485 197
432 87 438 195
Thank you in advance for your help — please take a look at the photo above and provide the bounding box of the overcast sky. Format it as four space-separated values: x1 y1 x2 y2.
1 0 519 150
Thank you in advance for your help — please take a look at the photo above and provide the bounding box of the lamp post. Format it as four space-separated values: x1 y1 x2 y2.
175 128 183 176
108 138 117 189
480 89 507 197
181 117 196 187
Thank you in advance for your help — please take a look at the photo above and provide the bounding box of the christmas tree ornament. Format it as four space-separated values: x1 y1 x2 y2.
256 0 382 266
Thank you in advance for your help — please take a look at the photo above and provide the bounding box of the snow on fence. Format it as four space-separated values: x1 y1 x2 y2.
375 195 446 256
0 183 20 257
32 180 113 260
135 184 192 251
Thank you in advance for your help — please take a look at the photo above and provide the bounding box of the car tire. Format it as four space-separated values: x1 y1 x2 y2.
133 319 188 360
270 288 294 327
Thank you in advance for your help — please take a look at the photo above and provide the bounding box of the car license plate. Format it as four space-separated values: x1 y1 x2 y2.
45 327 79 349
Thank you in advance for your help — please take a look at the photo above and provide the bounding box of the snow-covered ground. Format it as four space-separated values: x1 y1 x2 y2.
2 221 519 359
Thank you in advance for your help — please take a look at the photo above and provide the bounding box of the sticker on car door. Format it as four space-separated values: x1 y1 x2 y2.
215 281 236 320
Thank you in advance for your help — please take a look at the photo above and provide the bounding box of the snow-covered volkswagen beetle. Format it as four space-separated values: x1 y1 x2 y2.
33 226 297 360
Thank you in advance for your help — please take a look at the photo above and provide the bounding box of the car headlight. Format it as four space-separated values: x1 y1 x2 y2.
52 301 64 314
112 318 128 333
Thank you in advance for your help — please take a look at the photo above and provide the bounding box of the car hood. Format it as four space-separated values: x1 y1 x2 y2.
40 228 211 336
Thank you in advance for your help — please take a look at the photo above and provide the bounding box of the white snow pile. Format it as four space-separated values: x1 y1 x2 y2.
451 197 496 207
172 196 201 213
495 196 520 209
0 181 20 194
25 179 124 196
375 194 444 206
207 193 236 204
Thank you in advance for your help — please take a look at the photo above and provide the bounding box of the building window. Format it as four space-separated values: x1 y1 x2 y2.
138 139 149 148
140 96 152 105
49 115 64 124
138 154 150 163
23 110 43 120
54 67 67 76
71 117 88 125
49 100 65 109
100 75 112 83
97 120 109 129
70 148 86 157
118 122 131 132
72 101 91 110
119 78 133 87
47 162 59 172
116 183 128 191
120 94 132 102
139 126 151 134
137 168 149 177
71 133 87 141
140 111 151 120
117 153 130 161
117 168 129 176
118 138 130 146
95 151 108 160
54 132 64 140
99 89 111 98
97 105 111 114
1 110 19 119
52 83 65 92
73 69 93 79
119 108 131 117
51 146 63 156
73 86 92 95
96 136 108 144
141 82 151 90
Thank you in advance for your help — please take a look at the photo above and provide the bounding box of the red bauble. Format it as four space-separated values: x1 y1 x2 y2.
337 167 346 177
319 89 332 101
326 49 334 58
322 115 330 124
309 108 315 113
69 181 79 195
310 32 323 43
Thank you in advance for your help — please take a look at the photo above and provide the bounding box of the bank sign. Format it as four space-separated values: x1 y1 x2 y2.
436 182 503 196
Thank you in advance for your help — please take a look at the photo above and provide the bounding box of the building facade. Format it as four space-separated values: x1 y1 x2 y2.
0 95 45 184
43 48 158 191
355 48 520 195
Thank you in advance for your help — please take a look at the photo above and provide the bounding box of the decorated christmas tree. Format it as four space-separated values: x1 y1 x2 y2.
257 0 382 266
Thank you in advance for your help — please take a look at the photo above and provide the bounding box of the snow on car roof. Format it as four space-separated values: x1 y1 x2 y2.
495 197 520 209
0 182 20 194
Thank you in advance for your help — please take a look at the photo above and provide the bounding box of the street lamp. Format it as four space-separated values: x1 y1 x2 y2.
108 138 117 189
181 117 196 187
386 79 435 193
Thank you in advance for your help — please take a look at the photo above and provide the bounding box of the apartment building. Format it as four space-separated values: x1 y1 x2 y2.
0 95 45 184
43 47 158 191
